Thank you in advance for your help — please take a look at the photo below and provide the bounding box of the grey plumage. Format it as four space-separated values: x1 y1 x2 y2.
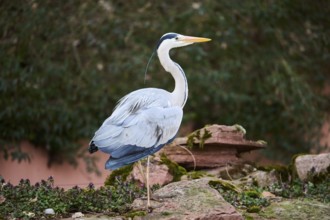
89 33 211 170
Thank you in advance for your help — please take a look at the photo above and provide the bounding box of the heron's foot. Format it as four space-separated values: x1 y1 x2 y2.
147 205 153 213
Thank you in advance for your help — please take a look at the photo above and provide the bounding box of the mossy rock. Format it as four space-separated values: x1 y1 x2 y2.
306 167 330 183
288 153 308 180
289 153 330 183
125 210 147 218
258 165 290 182
247 205 261 213
243 214 255 220
104 164 134 186
186 127 212 149
233 124 246 134
258 199 330 219
208 179 241 193
244 190 261 198
160 153 187 182
186 171 212 180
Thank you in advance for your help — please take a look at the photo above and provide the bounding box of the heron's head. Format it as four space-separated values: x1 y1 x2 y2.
156 33 211 51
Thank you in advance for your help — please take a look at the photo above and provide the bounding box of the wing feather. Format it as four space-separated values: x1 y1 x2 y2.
91 88 183 157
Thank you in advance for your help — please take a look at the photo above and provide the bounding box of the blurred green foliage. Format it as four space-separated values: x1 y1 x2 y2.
0 0 329 165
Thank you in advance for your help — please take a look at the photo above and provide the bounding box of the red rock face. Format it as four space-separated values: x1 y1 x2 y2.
161 124 266 169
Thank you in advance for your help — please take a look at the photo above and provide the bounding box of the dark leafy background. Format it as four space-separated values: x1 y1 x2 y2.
1 0 329 165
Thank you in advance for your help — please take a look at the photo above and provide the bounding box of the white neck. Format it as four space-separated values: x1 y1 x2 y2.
157 46 188 107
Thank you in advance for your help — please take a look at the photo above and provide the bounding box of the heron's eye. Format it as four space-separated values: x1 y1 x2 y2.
175 37 179 40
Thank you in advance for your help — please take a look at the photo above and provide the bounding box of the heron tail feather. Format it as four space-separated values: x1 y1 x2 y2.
88 141 99 154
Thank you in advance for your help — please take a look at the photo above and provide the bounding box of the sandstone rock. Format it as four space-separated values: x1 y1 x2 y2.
161 124 266 169
131 178 243 220
235 170 279 188
294 153 330 181
72 212 84 219
261 191 276 199
216 163 256 180
130 158 173 186
260 191 282 202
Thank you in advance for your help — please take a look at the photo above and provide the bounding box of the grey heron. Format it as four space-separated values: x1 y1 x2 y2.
89 32 211 210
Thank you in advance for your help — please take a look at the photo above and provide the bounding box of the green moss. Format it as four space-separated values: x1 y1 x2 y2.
252 178 259 187
104 164 134 186
233 124 246 134
208 179 241 193
160 153 187 182
186 128 212 149
244 190 261 198
258 165 290 182
187 171 209 179
161 211 171 216
243 214 255 220
210 180 270 213
247 205 261 213
125 210 147 218
256 140 267 145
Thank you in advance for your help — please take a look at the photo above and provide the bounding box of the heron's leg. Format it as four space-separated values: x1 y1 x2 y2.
146 156 151 209
137 160 147 185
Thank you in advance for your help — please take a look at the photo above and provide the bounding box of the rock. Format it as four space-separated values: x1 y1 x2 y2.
257 199 330 219
161 124 266 169
22 211 35 218
44 208 55 215
235 170 279 188
130 155 174 186
131 178 243 220
293 153 330 181
214 163 256 180
72 212 85 219
260 191 282 202
261 191 276 199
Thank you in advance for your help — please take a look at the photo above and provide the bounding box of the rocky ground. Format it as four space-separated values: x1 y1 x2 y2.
2 126 328 219
64 125 329 220
63 151 330 220
65 178 330 220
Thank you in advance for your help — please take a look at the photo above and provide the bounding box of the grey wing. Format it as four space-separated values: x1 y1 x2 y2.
91 89 183 169
92 106 183 153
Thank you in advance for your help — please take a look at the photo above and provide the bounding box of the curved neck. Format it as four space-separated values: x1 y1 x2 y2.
157 46 188 107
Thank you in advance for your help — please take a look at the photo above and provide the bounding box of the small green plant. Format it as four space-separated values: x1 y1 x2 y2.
187 171 210 180
0 176 146 219
210 181 270 212
266 175 330 203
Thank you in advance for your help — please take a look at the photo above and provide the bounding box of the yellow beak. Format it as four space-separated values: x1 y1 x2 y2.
180 36 212 43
